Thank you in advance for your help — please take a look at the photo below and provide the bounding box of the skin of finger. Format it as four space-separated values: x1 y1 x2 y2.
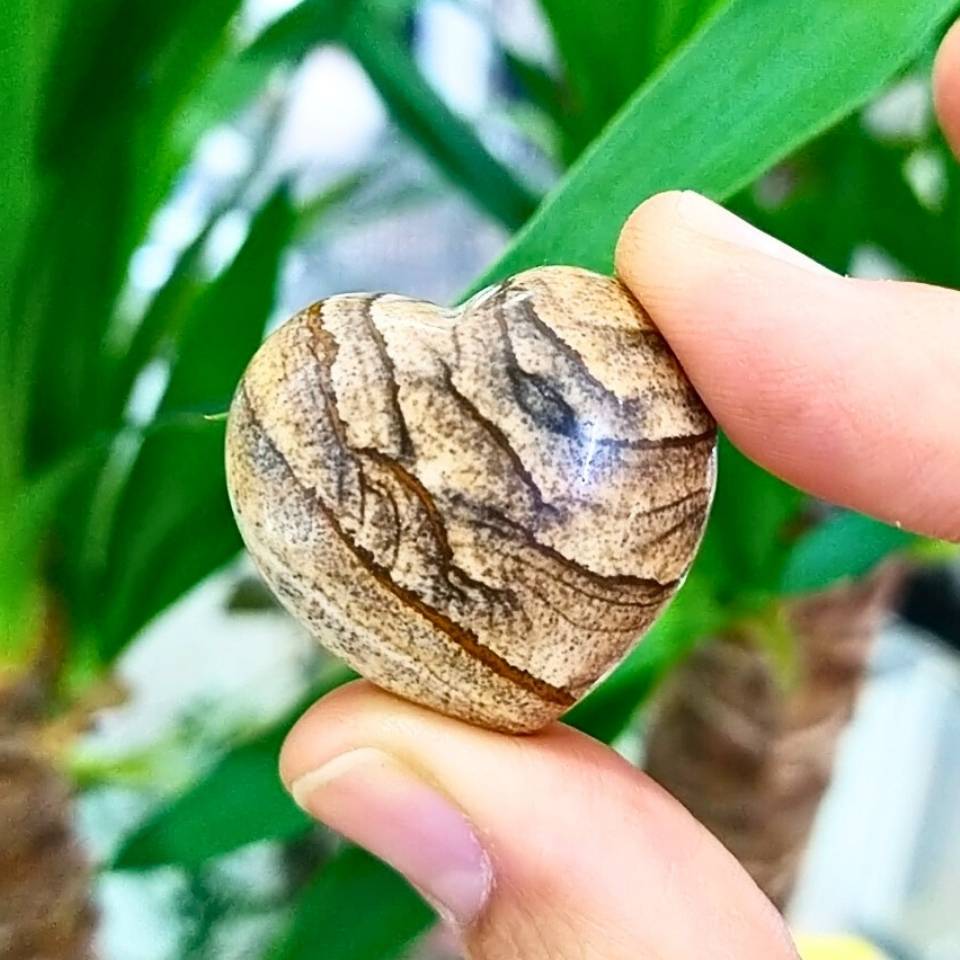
934 18 960 158
280 682 797 960
616 192 960 541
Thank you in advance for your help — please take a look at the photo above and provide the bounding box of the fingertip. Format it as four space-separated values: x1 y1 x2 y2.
616 191 832 298
280 678 585 793
279 680 418 787
934 19 960 158
278 680 796 959
614 190 688 294
612 191 960 539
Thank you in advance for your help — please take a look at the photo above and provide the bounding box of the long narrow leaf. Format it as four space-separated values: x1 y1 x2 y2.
91 189 296 660
104 220 216 419
694 437 806 604
113 725 308 870
538 0 718 152
242 0 539 229
0 0 69 497
470 0 959 291
244 0 349 63
23 0 245 469
343 6 538 230
269 847 433 960
112 668 353 870
781 512 918 594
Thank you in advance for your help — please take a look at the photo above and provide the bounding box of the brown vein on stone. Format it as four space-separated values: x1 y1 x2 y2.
466 500 676 595
365 477 402 570
642 508 706 550
440 363 557 518
239 385 573 707
500 281 714 451
639 486 711 518
593 427 717 451
512 569 655 635
357 295 415 459
497 544 670 612
302 305 357 507
500 279 615 400
359 446 509 605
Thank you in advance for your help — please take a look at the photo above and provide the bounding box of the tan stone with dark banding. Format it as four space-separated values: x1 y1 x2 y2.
225 266 716 732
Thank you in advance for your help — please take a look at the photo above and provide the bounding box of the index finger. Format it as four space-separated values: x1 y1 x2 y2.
615 191 960 541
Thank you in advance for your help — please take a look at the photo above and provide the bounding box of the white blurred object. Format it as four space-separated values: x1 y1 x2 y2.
417 0 493 117
86 561 314 756
240 0 303 39
196 125 256 182
790 626 960 960
203 207 252 276
492 0 556 68
905 147 948 212
95 869 188 960
849 244 907 280
864 75 932 142
127 244 179 296
291 189 506 306
269 47 387 183
151 202 206 252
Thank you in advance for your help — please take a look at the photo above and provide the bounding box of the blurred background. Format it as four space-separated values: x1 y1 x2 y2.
2 1 959 959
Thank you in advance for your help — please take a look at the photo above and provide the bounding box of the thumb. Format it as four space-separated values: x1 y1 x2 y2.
614 190 960 540
280 682 798 959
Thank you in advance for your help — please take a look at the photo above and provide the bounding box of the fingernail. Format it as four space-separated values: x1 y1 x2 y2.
289 748 492 926
676 191 834 275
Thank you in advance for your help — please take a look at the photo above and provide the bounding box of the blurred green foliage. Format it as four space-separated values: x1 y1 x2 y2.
3 0 960 957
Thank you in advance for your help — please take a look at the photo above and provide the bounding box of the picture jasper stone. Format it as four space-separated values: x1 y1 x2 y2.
225 266 716 732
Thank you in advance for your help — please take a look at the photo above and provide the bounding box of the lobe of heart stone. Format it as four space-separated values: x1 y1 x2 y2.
225 265 716 733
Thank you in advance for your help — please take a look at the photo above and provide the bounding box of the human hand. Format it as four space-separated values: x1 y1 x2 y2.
278 24 960 960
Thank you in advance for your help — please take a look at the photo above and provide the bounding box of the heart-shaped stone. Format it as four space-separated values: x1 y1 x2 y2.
226 266 716 732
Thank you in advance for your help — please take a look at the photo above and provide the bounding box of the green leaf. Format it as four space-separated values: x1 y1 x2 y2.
38 0 242 165
243 0 349 64
340 3 539 229
731 116 960 281
93 418 241 663
854 132 960 288
91 189 296 661
113 723 306 870
113 669 353 870
0 1 57 303
0 445 101 658
162 190 297 416
644 0 722 72
504 50 564 127
729 120 876 275
537 0 647 150
104 216 216 419
470 0 959 292
160 186 297 413
0 0 70 495
20 0 246 474
170 0 349 145
23 127 144 466
116 580 723 947
269 846 433 960
781 511 917 594
107 169 364 421
238 0 539 228
538 0 718 152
